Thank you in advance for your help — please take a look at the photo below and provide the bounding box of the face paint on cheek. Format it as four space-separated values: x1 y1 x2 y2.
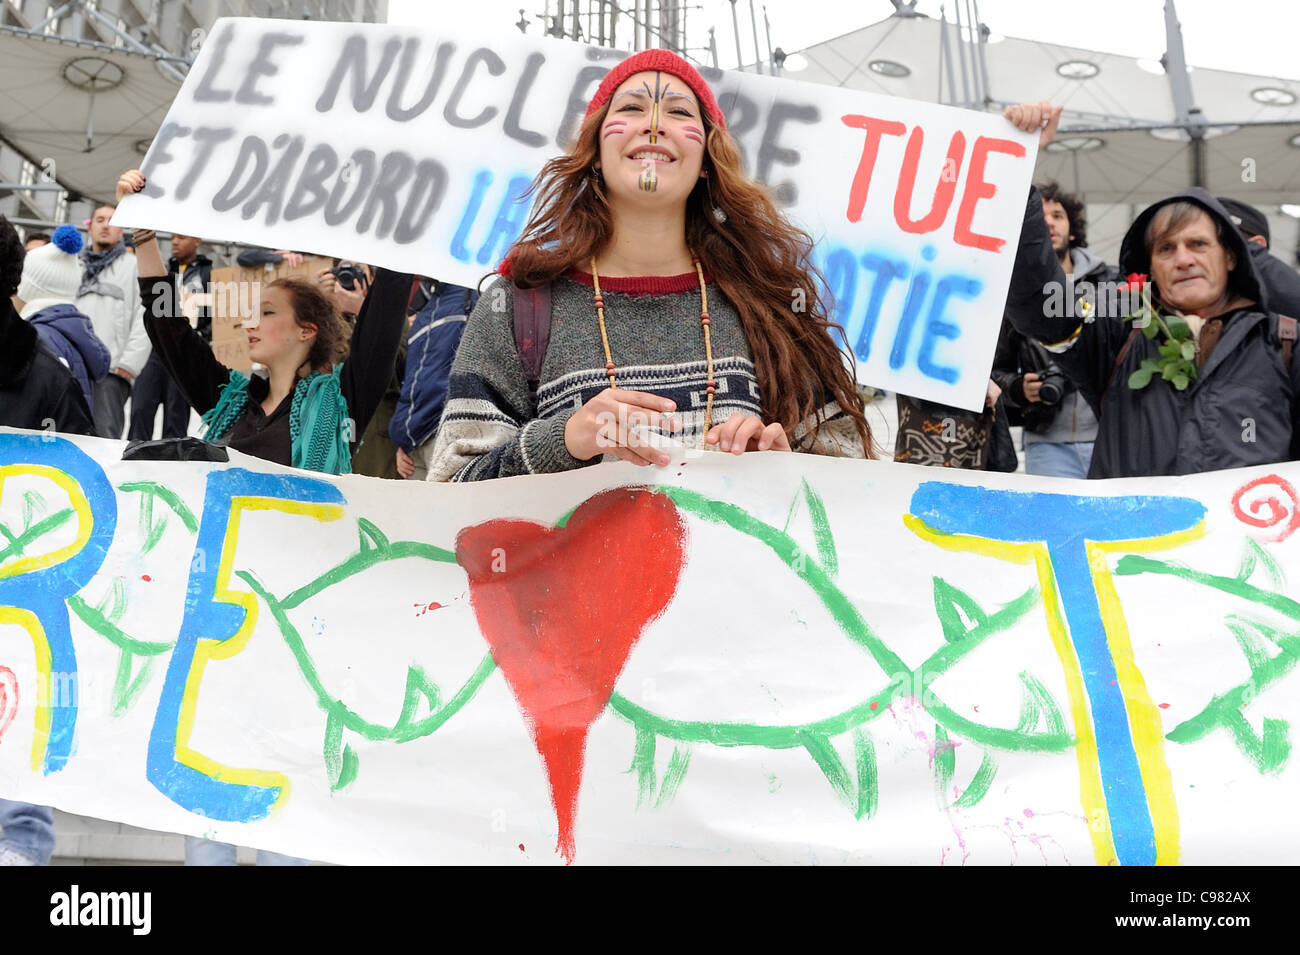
682 126 704 144
602 120 627 139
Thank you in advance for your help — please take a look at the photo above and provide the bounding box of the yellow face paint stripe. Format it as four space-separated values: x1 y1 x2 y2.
173 497 343 802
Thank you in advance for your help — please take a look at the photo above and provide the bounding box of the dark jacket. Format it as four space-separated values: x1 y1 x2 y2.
169 253 214 342
1247 242 1300 319
1 300 94 435
1005 186 1300 478
25 304 111 410
390 282 476 451
995 246 1117 439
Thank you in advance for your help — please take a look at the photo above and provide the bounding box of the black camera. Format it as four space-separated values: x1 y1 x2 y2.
1038 365 1068 406
331 262 366 291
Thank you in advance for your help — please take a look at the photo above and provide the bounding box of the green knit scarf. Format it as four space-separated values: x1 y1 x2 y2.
201 368 353 475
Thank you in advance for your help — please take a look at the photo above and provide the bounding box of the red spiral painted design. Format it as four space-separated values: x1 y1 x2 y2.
1232 474 1300 541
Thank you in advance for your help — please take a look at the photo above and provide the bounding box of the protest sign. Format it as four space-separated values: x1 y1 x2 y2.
115 18 1037 411
2 427 1297 864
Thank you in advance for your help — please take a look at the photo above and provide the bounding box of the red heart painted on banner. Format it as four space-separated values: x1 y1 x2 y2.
456 487 687 864
0 666 18 744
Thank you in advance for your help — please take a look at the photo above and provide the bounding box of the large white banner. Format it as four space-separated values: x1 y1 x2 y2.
114 18 1037 411
2 427 1297 865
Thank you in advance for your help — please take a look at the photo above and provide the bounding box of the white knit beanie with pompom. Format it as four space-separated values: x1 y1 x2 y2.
17 224 84 305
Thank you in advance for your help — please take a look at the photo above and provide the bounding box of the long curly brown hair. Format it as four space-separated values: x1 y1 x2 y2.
506 103 873 455
267 277 349 372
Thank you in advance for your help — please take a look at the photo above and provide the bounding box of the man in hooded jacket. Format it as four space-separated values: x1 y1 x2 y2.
1004 182 1299 479
16 225 110 410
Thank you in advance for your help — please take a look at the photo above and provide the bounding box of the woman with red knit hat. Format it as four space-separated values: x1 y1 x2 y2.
426 49 873 482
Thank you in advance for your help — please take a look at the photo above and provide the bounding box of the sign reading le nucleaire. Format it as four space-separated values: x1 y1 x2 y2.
116 18 1037 411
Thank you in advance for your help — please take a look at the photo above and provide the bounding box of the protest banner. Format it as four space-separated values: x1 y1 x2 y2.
114 18 1038 411
2 427 1296 865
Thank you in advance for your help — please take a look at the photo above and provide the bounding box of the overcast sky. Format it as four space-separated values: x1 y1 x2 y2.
388 0 1300 81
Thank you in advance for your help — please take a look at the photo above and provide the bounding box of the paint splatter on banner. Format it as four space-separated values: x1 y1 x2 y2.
1 427 1298 864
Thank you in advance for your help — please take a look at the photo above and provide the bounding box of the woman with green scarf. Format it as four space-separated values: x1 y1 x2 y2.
117 169 411 475
118 169 410 865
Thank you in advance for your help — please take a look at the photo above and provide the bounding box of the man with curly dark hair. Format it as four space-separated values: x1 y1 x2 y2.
993 179 1118 478
0 213 91 867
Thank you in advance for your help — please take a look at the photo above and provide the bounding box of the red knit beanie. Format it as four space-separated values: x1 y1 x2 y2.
584 49 727 130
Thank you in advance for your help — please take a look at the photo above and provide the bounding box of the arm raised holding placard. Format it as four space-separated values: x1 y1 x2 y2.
1001 104 1129 418
118 169 410 473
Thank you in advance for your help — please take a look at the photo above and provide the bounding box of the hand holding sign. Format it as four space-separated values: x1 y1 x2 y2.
563 389 680 467
118 168 167 280
1003 101 1063 149
117 168 146 204
704 414 792 454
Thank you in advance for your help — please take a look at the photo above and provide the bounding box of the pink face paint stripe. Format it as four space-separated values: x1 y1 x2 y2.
683 126 704 142
602 120 627 139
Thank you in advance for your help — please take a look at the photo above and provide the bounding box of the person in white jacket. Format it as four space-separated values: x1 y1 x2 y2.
75 203 150 438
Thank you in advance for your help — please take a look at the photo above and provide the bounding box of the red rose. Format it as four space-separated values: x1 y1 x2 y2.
1123 272 1148 292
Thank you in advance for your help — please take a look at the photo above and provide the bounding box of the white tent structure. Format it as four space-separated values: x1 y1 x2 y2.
0 23 186 210
778 1 1300 263
0 0 385 232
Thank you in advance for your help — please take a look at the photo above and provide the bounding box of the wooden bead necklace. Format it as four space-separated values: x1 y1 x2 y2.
590 256 715 438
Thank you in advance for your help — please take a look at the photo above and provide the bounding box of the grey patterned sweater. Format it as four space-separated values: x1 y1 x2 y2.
426 269 863 482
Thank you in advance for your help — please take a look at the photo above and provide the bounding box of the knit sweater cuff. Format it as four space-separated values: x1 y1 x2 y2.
520 412 592 474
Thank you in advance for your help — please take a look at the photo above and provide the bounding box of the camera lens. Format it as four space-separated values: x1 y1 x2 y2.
332 263 361 290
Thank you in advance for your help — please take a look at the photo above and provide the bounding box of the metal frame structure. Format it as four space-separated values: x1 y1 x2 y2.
0 0 386 236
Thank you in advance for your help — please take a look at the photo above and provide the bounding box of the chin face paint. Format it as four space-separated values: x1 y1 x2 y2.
639 160 659 192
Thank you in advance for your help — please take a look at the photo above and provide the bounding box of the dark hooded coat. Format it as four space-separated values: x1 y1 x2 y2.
1004 186 1300 478
0 299 94 435
26 303 111 409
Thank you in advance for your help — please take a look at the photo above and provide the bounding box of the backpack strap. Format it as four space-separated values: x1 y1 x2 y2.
1278 314 1297 370
1101 327 1142 416
512 282 552 407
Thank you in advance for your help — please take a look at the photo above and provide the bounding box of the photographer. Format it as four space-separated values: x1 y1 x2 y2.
318 260 406 479
995 181 1118 478
317 260 372 319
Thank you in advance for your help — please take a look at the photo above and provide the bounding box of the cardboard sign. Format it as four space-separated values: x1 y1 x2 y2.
206 255 336 372
115 19 1037 411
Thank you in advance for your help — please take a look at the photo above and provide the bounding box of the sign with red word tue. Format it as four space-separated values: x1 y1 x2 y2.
115 18 1038 411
